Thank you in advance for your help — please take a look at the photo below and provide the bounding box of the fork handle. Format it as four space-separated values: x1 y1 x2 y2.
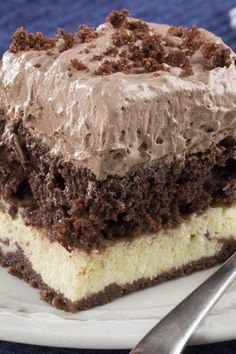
130 252 236 354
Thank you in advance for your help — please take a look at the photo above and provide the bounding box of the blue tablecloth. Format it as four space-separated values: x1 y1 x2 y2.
0 340 236 353
1 0 236 55
0 0 236 353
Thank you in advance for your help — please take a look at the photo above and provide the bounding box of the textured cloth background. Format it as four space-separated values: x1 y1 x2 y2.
0 0 236 54
0 0 236 353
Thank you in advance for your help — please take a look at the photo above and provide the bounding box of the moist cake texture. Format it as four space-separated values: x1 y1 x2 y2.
0 204 236 311
0 10 236 311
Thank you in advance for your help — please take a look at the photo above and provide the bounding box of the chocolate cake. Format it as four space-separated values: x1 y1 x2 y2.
0 10 236 312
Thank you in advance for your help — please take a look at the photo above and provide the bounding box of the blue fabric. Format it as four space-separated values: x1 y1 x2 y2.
0 0 236 54
0 0 236 352
0 340 236 353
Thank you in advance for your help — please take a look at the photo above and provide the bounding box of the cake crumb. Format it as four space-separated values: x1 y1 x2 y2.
103 46 119 57
8 11 232 76
166 51 193 75
107 9 130 28
9 27 56 53
180 26 204 55
57 28 74 52
119 49 127 58
78 25 98 43
71 59 88 71
112 30 134 47
168 26 186 37
201 42 231 69
92 54 104 61
95 58 130 75
126 19 149 32
143 58 165 72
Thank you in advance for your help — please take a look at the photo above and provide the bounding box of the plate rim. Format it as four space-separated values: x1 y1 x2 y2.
0 307 235 349
0 265 236 349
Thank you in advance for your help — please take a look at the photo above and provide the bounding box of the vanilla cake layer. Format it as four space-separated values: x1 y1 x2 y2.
0 204 236 311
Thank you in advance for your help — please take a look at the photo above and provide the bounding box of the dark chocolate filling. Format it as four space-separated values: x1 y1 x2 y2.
0 117 236 251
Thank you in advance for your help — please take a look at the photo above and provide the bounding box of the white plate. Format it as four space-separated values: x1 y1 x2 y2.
0 265 235 349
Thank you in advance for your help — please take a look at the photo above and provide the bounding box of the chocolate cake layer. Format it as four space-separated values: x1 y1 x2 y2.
0 118 236 251
1 240 235 312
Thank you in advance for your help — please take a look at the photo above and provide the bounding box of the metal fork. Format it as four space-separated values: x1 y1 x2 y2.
130 252 236 354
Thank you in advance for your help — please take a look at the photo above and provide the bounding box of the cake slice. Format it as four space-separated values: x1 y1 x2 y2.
0 10 236 312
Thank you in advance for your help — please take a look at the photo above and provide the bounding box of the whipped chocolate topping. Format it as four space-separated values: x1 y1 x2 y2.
0 12 236 179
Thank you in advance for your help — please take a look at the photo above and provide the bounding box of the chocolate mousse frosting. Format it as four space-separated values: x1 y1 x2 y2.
0 10 236 179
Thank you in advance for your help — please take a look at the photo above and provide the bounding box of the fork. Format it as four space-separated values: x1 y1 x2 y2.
130 252 236 354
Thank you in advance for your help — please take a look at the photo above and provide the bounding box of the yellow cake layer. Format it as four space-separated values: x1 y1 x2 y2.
0 205 236 302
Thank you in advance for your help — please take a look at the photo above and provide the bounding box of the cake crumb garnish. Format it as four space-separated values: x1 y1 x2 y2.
180 26 204 55
167 26 186 37
57 28 74 52
103 46 119 57
143 58 166 72
95 58 130 75
9 27 56 53
112 30 134 47
70 59 88 71
166 51 193 75
119 49 128 58
77 25 98 43
126 19 149 32
107 9 130 28
8 10 233 76
92 54 104 61
201 42 231 69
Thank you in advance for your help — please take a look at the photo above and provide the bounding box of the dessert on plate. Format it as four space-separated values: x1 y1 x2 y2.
0 10 236 312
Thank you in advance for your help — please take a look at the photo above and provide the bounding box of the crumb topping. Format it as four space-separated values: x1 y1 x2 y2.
112 30 134 47
57 28 75 52
179 26 205 55
95 58 130 75
201 42 231 69
106 9 130 28
96 11 232 75
166 51 193 75
9 27 56 53
92 54 104 61
167 26 186 37
95 22 194 75
70 59 88 71
103 46 119 57
9 10 233 77
77 25 99 43
9 24 98 54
